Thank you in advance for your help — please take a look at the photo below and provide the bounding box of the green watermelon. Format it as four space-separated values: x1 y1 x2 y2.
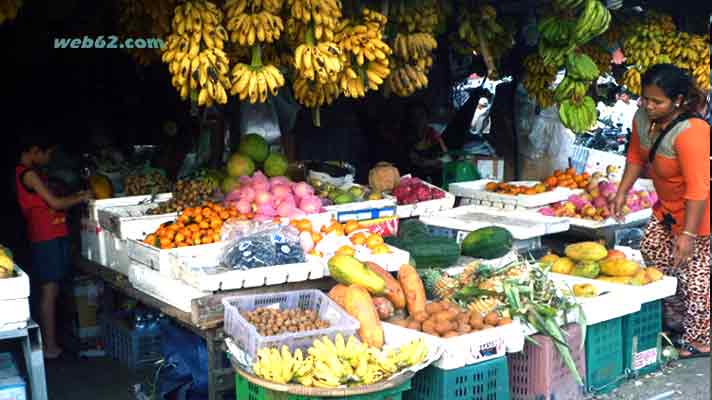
461 227 513 259
263 152 288 177
239 134 269 163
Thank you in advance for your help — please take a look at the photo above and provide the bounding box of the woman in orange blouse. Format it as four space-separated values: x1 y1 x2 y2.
612 64 710 358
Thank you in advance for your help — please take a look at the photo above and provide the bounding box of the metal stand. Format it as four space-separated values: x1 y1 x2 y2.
0 321 48 400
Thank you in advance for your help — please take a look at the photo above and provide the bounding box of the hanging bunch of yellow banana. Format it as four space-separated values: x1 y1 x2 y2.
161 1 232 106
622 12 710 93
456 3 515 78
385 58 429 98
144 0 176 37
287 0 342 41
118 0 170 66
522 54 558 109
334 8 392 98
0 0 22 24
230 46 286 103
225 9 284 46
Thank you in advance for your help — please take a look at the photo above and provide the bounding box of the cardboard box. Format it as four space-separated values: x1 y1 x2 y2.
471 156 506 181
64 277 103 341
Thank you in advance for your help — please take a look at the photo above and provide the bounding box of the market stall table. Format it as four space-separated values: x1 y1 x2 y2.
75 256 335 400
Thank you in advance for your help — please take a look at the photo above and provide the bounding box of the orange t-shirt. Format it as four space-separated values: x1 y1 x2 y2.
627 109 710 236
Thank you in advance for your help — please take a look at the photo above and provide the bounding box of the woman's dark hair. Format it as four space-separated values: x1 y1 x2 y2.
641 63 706 113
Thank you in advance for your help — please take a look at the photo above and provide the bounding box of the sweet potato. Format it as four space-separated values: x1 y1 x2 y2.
344 285 384 348
398 264 426 316
366 262 407 310
328 284 349 308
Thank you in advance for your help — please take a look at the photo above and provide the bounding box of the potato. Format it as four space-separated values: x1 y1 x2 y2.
391 319 409 328
421 319 437 335
366 262 407 310
398 265 426 316
457 322 472 334
482 324 496 330
344 285 384 348
469 313 484 329
442 331 460 338
407 320 422 331
484 312 500 326
498 317 513 326
412 311 429 322
435 321 454 335
456 312 470 325
433 310 458 323
328 284 349 308
425 302 443 314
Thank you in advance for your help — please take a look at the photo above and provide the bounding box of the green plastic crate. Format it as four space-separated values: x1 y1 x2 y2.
235 374 412 400
585 317 624 394
405 357 510 400
623 300 663 376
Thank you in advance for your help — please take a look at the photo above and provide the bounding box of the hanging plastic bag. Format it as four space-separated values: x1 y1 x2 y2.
221 224 304 269
240 101 281 144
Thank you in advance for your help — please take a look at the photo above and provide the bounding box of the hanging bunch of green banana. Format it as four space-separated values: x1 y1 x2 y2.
522 54 557 109
570 0 610 45
334 9 392 99
537 16 577 67
559 96 597 134
455 3 515 78
252 334 429 387
579 43 611 74
162 1 232 106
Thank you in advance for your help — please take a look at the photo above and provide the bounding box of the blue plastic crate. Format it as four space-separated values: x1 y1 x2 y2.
406 357 510 400
100 312 162 370
585 317 624 394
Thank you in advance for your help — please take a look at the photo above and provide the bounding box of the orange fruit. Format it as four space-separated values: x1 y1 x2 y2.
350 232 368 246
297 220 313 232
344 220 362 235
159 237 172 247
311 232 323 243
370 244 392 254
174 233 185 243
202 236 214 244
565 167 576 176
366 234 385 249
210 219 222 229
290 218 302 227
553 169 563 177
199 221 210 230
144 234 157 245
335 246 356 256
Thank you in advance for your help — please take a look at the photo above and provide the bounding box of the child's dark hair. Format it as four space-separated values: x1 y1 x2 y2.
18 134 56 154
642 63 706 113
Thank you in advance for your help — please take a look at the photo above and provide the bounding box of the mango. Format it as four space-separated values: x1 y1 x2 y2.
632 270 651 286
599 258 642 277
328 255 387 295
571 260 600 279
539 254 560 266
645 267 664 283
551 257 576 275
597 276 633 285
565 242 608 262
573 283 598 297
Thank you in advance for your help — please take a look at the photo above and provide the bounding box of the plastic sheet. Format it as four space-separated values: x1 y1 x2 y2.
221 223 305 270
240 102 281 144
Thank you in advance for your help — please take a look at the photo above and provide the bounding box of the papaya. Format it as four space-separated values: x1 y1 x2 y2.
599 258 641 277
327 284 349 308
365 262 406 310
343 285 384 349
551 257 575 275
564 242 608 262
327 255 386 295
461 227 513 259
398 264 426 316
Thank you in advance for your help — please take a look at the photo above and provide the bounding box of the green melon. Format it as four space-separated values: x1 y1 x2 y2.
461 226 514 259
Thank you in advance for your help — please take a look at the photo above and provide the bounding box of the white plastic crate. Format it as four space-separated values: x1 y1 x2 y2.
104 231 130 276
80 218 109 266
449 180 577 209
550 273 677 305
222 290 360 365
98 203 177 240
384 181 456 219
128 263 210 313
0 265 30 332
85 193 172 223
382 319 525 370
420 205 570 241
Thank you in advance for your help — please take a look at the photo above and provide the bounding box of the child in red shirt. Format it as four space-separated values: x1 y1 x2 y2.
16 134 91 359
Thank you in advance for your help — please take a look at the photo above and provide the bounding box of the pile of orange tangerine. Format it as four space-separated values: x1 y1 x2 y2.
289 218 391 257
143 202 237 249
543 168 591 190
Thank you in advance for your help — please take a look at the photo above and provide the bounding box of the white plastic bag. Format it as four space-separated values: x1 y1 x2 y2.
527 106 574 168
240 102 281 144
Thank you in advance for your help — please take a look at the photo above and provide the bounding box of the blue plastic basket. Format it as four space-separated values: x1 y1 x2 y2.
585 317 624 394
100 312 162 370
406 357 510 400
623 300 663 376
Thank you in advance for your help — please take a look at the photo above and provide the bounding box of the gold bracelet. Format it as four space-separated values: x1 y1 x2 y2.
681 230 697 239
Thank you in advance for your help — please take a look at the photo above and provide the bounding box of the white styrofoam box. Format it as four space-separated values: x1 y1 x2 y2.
420 205 570 241
80 218 109 266
548 274 642 325
564 208 652 229
0 376 26 400
104 231 130 276
86 193 172 223
176 261 324 292
449 180 577 209
584 148 626 174
0 299 30 332
0 266 29 302
98 203 177 240
324 198 398 222
389 182 456 219
383 320 523 370
129 263 210 313
310 244 410 276
127 239 229 277
550 273 677 305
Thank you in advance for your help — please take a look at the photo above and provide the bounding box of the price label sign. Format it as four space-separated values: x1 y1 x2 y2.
633 348 658 370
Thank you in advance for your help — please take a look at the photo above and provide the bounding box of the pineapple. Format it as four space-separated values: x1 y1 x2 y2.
419 269 444 299
478 277 503 291
467 297 501 316
433 276 460 301
458 261 481 287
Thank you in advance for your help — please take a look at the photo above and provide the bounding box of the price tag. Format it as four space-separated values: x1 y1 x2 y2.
633 348 658 370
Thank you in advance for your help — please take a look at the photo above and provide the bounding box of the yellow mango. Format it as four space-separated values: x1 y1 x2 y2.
599 258 642 277
573 283 598 297
645 267 664 283
564 242 608 262
632 270 651 286
539 254 560 266
551 257 575 274
597 276 633 285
